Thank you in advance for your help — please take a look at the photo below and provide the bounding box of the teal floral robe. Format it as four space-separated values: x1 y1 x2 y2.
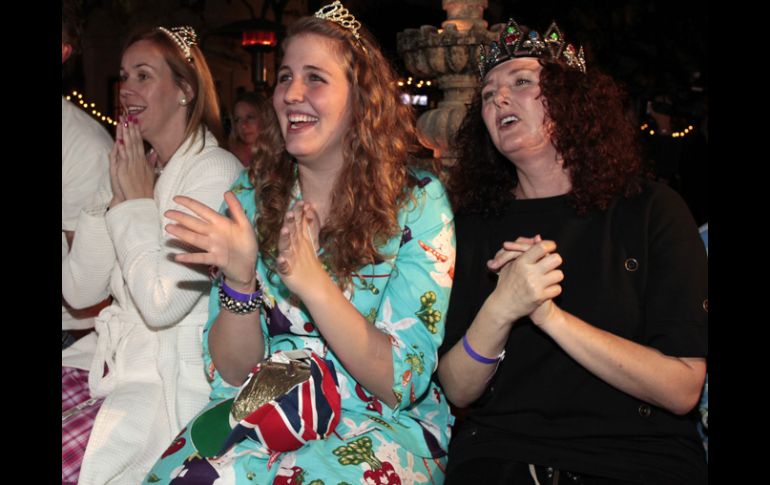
144 169 456 484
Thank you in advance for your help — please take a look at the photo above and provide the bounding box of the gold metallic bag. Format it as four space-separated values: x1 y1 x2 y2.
231 350 312 422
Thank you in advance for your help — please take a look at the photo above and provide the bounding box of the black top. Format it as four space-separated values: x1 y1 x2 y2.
441 180 708 484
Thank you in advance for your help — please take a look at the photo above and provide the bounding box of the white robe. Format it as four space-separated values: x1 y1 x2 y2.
62 129 242 485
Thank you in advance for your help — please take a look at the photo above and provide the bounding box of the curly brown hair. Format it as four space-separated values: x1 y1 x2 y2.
248 16 437 287
449 59 643 216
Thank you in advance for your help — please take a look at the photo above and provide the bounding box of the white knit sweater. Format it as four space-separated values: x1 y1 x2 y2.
62 129 242 485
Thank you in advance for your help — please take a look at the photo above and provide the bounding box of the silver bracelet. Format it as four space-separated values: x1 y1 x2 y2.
218 279 262 315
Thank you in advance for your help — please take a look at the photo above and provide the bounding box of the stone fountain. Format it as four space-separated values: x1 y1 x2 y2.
397 0 501 167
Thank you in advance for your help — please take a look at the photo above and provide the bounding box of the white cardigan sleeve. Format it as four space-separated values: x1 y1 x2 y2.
62 185 116 310
105 153 241 328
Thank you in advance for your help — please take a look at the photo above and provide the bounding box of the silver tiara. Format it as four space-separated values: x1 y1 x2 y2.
157 26 198 62
314 1 361 41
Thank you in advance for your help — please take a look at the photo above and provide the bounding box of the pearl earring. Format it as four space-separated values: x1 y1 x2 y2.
179 97 188 106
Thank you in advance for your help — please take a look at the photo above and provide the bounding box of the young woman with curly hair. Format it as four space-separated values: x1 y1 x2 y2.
438 19 707 484
144 3 455 483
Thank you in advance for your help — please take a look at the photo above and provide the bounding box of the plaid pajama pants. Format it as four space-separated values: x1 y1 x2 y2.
62 367 103 485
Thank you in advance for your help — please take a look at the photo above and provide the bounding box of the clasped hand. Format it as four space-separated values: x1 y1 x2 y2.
276 201 324 299
486 235 564 325
108 116 156 207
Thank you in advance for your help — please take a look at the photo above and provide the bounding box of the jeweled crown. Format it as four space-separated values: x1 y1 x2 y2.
478 18 586 78
314 1 361 41
157 26 198 62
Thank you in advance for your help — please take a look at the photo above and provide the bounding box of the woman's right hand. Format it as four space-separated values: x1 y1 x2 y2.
165 191 258 291
107 121 126 208
486 235 540 273
275 201 325 299
486 237 564 324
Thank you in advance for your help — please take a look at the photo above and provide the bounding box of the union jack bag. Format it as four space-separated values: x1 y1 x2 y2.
218 349 341 455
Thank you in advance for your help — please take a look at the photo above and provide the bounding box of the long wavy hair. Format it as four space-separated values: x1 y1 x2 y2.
449 58 643 217
250 16 436 287
122 27 224 149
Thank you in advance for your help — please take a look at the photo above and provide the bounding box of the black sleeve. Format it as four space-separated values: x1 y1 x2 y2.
643 183 708 357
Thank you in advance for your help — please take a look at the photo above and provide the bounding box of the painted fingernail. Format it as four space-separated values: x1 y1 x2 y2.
118 138 124 144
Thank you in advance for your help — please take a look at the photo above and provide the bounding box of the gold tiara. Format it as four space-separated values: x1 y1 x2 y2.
157 26 197 62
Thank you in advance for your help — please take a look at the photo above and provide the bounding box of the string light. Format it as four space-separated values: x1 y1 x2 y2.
68 90 117 127
640 122 696 139
395 77 435 90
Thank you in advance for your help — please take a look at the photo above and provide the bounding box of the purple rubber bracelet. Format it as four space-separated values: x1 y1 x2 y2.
462 334 501 365
221 279 261 302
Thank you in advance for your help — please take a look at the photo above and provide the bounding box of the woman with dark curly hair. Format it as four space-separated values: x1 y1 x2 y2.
438 18 707 484
142 2 455 483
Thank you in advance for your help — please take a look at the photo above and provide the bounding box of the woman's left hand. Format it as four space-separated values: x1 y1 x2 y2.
276 201 324 298
115 116 156 200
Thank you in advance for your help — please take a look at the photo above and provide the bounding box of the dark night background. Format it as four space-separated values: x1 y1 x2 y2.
69 0 708 121
65 0 708 225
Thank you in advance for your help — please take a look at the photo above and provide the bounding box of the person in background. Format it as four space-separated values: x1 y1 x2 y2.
227 91 273 168
144 2 455 483
61 0 112 347
61 25 241 485
438 17 707 484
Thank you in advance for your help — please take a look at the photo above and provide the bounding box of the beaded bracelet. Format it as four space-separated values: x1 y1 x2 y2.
462 334 505 365
219 279 262 315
